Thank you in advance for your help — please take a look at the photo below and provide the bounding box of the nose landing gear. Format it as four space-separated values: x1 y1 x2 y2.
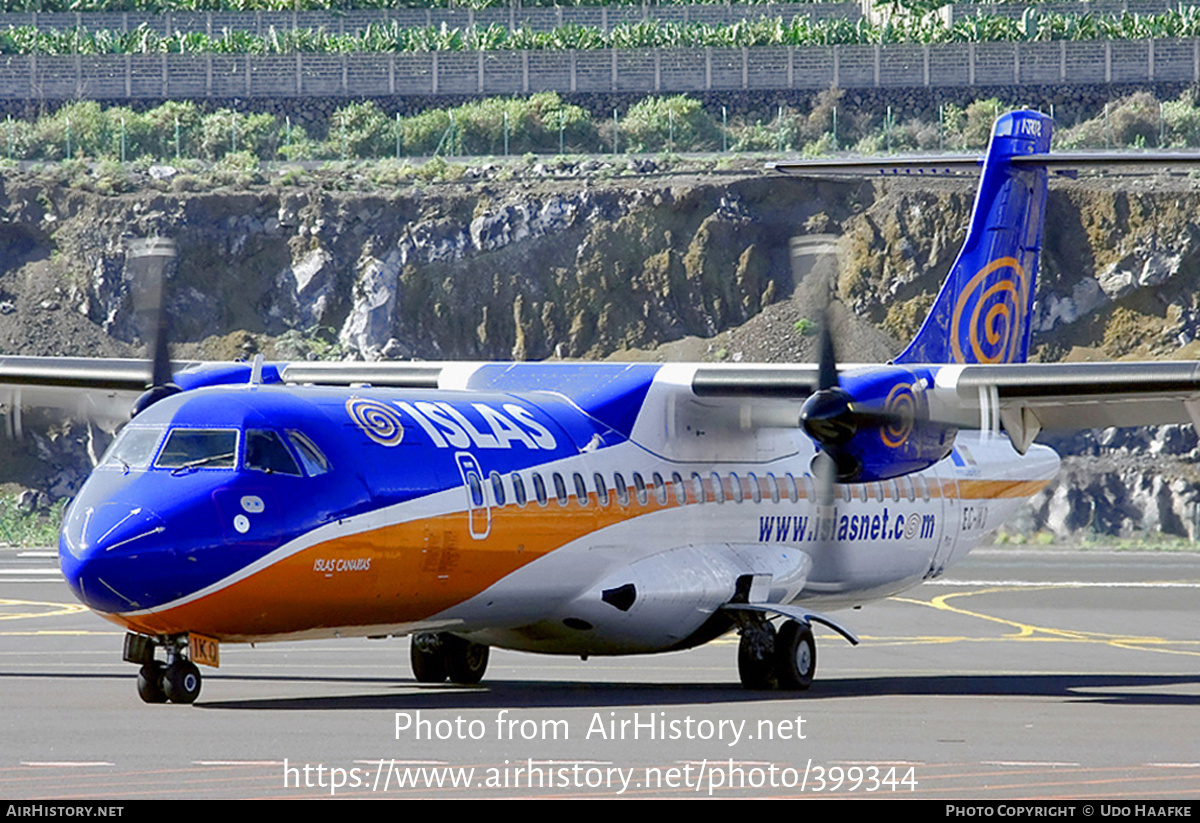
126 633 203 704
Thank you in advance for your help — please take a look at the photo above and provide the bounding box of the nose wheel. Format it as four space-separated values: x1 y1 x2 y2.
127 633 203 704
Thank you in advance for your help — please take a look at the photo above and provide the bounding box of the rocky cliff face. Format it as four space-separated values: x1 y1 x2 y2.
2 162 1200 542
1 167 852 364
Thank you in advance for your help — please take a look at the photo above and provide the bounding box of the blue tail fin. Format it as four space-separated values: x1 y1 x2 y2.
894 111 1052 365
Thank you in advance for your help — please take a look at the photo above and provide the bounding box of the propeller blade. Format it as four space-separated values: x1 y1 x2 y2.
126 238 180 417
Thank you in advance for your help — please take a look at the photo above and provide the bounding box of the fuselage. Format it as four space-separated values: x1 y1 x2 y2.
58 363 1059 657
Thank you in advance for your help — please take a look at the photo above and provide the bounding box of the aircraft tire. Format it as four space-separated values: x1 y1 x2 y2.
737 621 777 690
444 635 489 685
775 621 815 691
410 634 448 683
162 660 201 704
137 662 167 704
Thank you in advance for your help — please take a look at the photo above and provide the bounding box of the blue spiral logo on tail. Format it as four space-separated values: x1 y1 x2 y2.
950 257 1030 364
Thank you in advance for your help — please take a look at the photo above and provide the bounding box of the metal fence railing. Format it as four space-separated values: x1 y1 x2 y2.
2 39 1194 99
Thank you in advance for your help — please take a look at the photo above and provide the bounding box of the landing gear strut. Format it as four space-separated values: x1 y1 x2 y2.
125 633 203 704
410 633 490 685
736 618 816 692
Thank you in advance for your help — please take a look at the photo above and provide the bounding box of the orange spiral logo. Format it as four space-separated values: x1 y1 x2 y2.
950 257 1029 364
880 382 917 449
346 398 405 447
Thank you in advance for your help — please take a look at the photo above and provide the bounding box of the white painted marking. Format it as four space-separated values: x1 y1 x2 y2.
1147 762 1200 768
17 551 57 558
929 580 1200 589
354 760 448 766
233 514 250 534
0 569 61 575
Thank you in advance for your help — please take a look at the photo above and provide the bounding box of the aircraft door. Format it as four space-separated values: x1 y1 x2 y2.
924 464 960 579
455 452 491 540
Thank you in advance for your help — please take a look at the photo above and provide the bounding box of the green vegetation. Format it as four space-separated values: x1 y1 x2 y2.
0 0 815 10
9 90 1200 168
0 496 65 549
9 10 1200 55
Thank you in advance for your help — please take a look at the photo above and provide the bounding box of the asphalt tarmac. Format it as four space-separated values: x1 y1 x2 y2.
1 546 1198 799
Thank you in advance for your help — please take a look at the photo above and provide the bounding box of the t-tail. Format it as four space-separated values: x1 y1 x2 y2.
894 110 1052 366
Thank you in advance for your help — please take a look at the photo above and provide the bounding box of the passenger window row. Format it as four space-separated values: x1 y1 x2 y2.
484 468 937 509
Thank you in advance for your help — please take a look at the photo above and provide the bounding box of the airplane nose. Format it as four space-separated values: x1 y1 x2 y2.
60 502 167 613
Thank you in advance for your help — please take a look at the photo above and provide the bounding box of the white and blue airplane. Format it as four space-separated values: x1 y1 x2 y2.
4 110 1200 704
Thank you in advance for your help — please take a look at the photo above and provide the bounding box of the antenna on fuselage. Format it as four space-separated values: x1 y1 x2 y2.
126 237 180 418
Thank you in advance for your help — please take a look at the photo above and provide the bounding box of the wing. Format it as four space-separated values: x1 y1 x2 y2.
0 355 206 431
930 361 1200 453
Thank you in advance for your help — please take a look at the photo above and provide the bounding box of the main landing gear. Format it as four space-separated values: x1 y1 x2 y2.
736 616 816 691
125 633 202 704
410 632 490 685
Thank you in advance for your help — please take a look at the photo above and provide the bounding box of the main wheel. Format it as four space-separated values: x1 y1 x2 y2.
137 661 167 704
444 635 489 685
162 660 202 704
410 633 447 683
737 621 777 690
775 621 816 691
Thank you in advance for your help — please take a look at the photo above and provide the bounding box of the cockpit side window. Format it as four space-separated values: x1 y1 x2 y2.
286 430 331 476
101 426 165 469
154 429 238 470
244 430 302 476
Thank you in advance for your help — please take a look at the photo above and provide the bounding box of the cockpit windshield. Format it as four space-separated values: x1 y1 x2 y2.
154 429 238 471
100 426 166 470
244 429 301 476
103 424 331 477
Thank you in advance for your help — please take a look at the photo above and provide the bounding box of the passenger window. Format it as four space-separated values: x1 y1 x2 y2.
748 473 762 504
672 472 686 505
511 473 528 507
800 475 814 501
593 472 609 506
783 473 798 503
633 472 648 506
553 472 569 506
286 430 330 476
711 472 725 503
652 472 667 505
729 472 743 503
574 473 589 506
766 473 780 504
691 472 705 504
490 471 506 506
156 428 238 470
467 472 485 507
533 473 548 506
614 473 629 506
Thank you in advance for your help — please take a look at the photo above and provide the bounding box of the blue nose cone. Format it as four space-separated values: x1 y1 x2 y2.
60 499 167 614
